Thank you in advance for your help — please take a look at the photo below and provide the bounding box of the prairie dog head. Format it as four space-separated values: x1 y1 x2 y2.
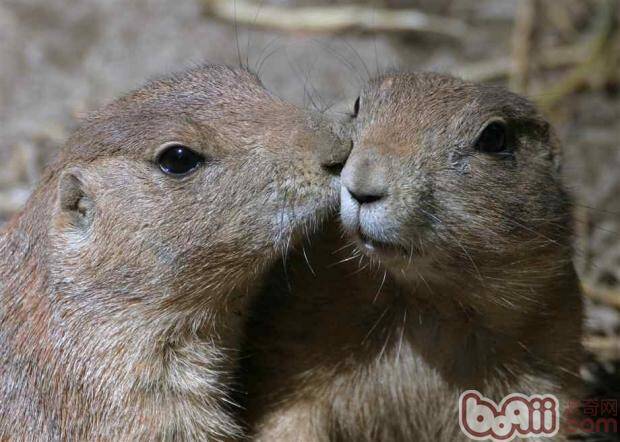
48 65 349 317
341 72 572 290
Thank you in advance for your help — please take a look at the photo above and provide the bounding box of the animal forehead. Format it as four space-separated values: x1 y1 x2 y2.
361 73 537 141
60 66 292 162
114 65 273 114
367 73 466 104
359 77 469 146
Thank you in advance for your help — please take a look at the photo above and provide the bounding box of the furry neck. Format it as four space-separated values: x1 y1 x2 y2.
384 252 583 390
0 191 247 440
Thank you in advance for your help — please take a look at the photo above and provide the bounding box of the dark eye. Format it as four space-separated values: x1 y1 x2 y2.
352 96 360 118
475 122 507 153
157 144 204 175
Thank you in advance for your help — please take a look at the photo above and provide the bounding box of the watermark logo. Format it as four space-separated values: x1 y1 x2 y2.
459 390 559 440
565 398 618 434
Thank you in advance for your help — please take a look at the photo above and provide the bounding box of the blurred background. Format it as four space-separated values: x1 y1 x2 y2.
1 0 619 398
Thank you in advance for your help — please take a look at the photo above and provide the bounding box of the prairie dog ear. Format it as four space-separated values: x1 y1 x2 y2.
56 168 95 230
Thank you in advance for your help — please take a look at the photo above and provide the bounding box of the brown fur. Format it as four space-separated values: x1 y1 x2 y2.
240 72 584 441
0 65 349 441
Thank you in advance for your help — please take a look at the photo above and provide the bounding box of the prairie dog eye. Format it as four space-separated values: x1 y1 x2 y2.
475 122 507 153
157 144 204 176
352 96 360 118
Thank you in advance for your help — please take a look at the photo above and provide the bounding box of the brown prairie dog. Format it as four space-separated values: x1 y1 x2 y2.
0 65 349 440
240 72 584 441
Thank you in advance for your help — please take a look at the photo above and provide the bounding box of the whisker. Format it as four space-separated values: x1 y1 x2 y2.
233 0 243 69
347 262 370 277
362 304 390 345
245 0 266 69
332 241 357 254
373 270 388 304
327 253 360 268
310 38 367 86
420 207 484 282
301 245 316 277
342 39 372 82
396 307 408 364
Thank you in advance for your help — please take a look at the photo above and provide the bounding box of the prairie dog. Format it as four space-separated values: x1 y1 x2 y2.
0 65 349 440
241 72 584 441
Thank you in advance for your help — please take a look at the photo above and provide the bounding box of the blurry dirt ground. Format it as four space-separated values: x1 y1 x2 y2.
1 0 620 396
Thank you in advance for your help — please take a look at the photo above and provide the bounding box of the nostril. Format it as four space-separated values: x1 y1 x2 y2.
348 189 384 205
322 161 345 176
321 139 352 176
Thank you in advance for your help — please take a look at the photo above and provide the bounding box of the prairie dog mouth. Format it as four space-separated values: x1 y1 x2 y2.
356 226 433 265
357 230 408 259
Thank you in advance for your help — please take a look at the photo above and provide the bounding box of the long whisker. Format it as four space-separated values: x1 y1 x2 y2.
327 253 360 268
419 207 484 282
301 244 316 277
362 304 390 345
332 241 357 254
373 270 388 303
396 307 407 364
347 261 370 277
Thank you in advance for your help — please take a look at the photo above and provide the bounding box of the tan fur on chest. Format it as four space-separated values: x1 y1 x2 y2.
241 224 582 441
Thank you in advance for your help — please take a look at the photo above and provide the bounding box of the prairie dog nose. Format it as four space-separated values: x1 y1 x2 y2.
342 150 387 205
346 189 384 205
317 134 352 176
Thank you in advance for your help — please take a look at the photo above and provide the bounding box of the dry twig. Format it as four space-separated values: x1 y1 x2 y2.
537 0 618 111
459 0 618 94
202 0 468 38
509 0 538 94
584 336 620 360
456 44 589 83
583 284 620 310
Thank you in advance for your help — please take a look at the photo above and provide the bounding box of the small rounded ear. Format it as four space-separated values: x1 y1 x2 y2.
57 168 94 230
